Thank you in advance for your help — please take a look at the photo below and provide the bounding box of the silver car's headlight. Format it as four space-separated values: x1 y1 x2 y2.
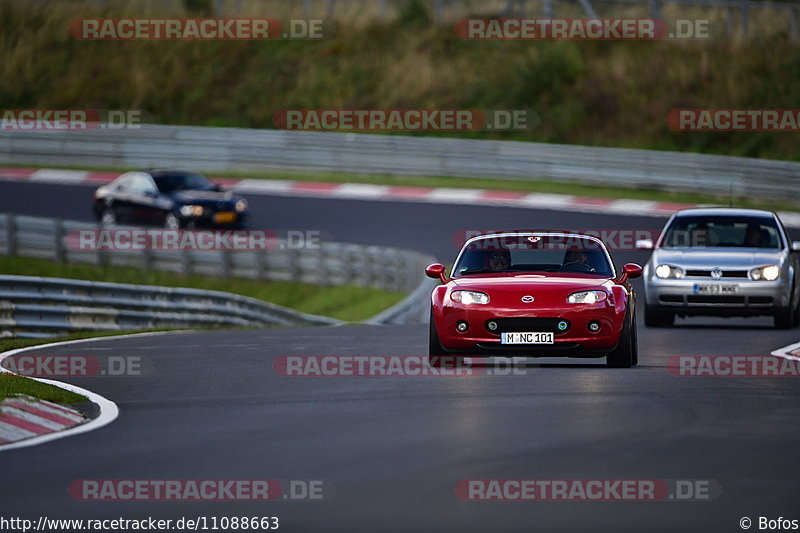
655 264 685 279
749 265 780 281
450 290 490 305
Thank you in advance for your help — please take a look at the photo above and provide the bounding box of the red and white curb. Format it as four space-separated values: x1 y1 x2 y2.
3 166 799 226
0 395 86 445
771 340 800 361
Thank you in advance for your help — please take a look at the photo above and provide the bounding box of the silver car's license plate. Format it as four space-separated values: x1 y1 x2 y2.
693 283 738 294
501 332 554 344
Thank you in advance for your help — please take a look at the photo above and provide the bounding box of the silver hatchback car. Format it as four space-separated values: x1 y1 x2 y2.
637 208 800 329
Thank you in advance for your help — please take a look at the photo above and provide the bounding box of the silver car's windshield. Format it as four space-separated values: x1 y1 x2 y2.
661 215 783 249
453 235 613 277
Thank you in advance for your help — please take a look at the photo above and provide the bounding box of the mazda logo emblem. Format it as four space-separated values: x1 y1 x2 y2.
521 295 535 303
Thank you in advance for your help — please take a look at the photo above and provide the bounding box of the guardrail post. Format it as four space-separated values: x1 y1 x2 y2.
254 250 265 280
650 0 661 20
142 247 152 271
406 255 418 293
326 0 335 18
791 7 799 42
4 213 16 257
304 0 312 17
220 249 231 278
180 247 191 275
53 219 65 263
317 244 327 286
290 248 301 282
370 247 381 289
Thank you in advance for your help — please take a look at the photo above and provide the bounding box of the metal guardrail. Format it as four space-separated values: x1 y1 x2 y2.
0 214 427 293
0 275 342 338
0 213 438 336
2 124 798 202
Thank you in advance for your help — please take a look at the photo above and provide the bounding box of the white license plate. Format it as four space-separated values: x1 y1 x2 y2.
693 283 738 294
501 332 554 344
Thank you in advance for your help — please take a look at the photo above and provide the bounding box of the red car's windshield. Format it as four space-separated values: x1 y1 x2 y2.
453 235 614 277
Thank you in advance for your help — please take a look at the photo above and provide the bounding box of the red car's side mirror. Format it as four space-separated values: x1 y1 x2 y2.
618 263 643 283
425 263 448 283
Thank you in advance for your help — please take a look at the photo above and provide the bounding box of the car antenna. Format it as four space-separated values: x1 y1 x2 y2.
728 182 733 207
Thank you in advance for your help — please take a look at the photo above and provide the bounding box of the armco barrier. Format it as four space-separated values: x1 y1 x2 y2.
0 275 342 338
0 213 439 336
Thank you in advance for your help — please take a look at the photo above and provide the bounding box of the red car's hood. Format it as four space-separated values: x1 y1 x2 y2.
450 273 612 293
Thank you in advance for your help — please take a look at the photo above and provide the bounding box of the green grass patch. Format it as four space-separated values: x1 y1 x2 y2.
0 374 87 404
0 255 405 322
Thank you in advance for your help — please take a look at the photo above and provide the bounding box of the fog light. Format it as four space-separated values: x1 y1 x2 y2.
487 321 498 331
456 321 469 333
587 320 601 333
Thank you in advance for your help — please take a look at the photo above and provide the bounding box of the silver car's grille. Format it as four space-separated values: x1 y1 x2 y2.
685 269 749 278
659 295 774 307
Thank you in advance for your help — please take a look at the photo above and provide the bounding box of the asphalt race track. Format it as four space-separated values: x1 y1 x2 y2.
1 180 800 532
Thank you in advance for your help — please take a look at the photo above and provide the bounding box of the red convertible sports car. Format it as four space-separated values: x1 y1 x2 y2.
425 232 643 368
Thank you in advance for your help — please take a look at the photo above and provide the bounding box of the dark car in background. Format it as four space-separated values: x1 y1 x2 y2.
92 170 248 229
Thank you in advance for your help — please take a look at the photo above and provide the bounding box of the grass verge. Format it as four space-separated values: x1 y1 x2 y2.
0 374 87 404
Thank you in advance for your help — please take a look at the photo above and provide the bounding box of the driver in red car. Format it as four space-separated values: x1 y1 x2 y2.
563 248 590 265
487 250 511 271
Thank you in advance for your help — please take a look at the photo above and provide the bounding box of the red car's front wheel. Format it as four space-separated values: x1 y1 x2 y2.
606 306 636 368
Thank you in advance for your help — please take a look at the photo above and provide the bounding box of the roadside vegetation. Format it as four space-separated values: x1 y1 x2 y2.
2 0 800 161
0 373 87 404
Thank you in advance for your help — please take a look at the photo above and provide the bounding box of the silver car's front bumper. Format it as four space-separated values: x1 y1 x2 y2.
644 277 791 316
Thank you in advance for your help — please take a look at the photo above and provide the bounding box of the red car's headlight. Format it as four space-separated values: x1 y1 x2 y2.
566 290 608 304
451 290 490 305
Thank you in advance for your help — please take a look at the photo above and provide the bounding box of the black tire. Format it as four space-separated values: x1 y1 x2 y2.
607 307 634 368
429 310 448 367
644 305 674 327
631 314 639 367
793 300 800 328
774 306 796 329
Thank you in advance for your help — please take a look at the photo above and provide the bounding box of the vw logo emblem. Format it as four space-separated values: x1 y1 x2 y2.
711 268 723 280
557 321 568 331
521 295 535 303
